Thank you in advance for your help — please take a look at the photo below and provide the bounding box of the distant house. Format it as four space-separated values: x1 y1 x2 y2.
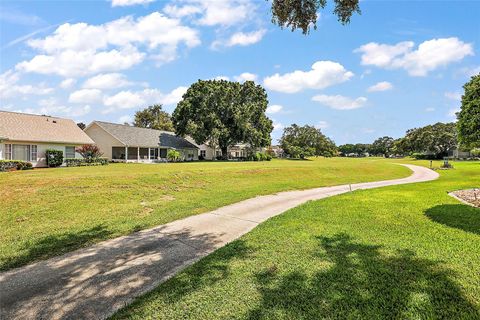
198 143 266 160
84 121 199 162
0 111 94 167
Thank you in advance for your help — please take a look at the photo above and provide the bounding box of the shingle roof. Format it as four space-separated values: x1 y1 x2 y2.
92 121 198 149
0 111 94 145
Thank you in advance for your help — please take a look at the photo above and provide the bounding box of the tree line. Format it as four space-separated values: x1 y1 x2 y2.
338 74 479 159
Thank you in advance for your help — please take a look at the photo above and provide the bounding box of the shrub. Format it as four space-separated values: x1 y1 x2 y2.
76 144 103 163
471 148 480 157
198 155 205 161
0 160 32 172
16 161 33 170
65 158 109 167
45 149 64 167
167 149 181 162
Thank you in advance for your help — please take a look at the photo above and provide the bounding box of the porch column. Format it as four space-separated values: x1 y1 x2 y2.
125 146 128 161
137 147 140 162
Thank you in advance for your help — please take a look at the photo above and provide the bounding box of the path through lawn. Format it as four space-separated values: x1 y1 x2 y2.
0 158 409 270
112 161 480 319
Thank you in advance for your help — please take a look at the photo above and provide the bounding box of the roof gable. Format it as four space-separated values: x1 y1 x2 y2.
92 121 198 149
0 111 94 145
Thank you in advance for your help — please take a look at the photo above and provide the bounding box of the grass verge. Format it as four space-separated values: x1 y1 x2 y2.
112 161 480 319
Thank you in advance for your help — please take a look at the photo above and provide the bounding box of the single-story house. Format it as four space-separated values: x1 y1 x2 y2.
84 121 199 162
198 143 266 160
0 111 94 167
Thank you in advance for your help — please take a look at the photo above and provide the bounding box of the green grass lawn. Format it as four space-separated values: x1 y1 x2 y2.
112 161 480 320
0 158 410 271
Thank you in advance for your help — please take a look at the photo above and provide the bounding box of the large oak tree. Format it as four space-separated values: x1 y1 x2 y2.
173 80 273 159
280 124 337 158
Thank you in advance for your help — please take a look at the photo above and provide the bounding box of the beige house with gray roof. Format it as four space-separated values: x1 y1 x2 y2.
84 121 199 162
0 111 94 167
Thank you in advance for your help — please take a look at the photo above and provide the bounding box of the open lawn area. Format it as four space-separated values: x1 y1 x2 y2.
0 158 411 271
112 161 480 319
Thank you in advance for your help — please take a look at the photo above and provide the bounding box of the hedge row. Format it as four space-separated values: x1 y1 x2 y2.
64 158 109 167
0 160 33 172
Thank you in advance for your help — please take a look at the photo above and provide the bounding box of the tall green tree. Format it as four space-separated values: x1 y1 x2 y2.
457 74 480 149
133 105 174 131
271 0 361 34
280 124 337 158
173 80 273 159
401 122 457 158
370 136 394 157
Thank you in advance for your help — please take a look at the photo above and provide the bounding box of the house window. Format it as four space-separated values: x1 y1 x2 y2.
13 144 30 161
65 146 75 158
200 150 206 157
5 144 12 160
30 145 37 161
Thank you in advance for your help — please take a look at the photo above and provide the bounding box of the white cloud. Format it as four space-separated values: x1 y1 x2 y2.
0 70 53 99
223 30 266 47
17 12 200 77
17 46 145 77
118 115 133 123
164 0 256 27
312 94 367 110
60 78 76 89
160 86 188 105
111 0 154 7
83 73 132 89
234 72 258 82
266 104 283 114
444 91 462 101
355 37 474 76
263 61 354 93
35 97 91 117
103 86 187 113
69 88 103 104
355 41 414 68
367 81 393 92
315 121 329 129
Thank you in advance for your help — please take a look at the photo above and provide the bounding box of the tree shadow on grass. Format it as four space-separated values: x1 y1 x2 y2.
425 204 480 235
1 224 113 271
112 239 252 319
248 233 478 319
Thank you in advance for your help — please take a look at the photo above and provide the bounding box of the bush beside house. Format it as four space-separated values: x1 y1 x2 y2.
45 150 64 167
65 158 108 167
0 160 33 172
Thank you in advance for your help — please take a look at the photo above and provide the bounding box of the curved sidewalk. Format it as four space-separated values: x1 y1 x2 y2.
0 164 439 320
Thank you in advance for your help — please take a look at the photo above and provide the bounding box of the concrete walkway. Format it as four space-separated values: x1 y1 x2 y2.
0 164 438 320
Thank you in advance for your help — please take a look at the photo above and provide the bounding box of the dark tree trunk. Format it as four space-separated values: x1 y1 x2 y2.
221 146 229 160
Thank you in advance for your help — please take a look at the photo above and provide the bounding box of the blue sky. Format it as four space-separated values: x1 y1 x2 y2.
1 0 479 145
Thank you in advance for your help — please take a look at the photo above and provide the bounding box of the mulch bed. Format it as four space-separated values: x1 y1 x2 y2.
450 189 480 208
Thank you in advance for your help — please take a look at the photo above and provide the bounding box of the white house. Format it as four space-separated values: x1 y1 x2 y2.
198 143 266 160
84 121 199 162
0 111 94 167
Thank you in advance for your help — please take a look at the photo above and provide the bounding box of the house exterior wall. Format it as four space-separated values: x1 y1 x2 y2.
199 144 216 160
84 123 124 160
1 141 83 167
